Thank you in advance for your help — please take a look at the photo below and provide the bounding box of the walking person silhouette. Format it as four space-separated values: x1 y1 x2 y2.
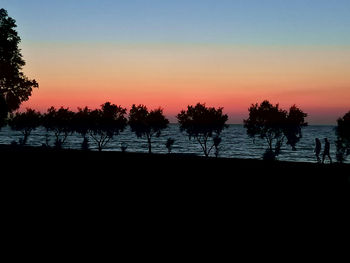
314 138 321 163
322 138 332 164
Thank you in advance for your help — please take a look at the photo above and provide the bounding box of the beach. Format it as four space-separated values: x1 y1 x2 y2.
2 143 348 242
2 144 349 194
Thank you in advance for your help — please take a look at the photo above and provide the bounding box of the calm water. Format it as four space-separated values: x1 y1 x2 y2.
0 124 343 163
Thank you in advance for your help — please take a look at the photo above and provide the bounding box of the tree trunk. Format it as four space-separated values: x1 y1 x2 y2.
22 132 29 146
45 133 50 146
204 145 209 157
147 136 152 154
204 141 209 157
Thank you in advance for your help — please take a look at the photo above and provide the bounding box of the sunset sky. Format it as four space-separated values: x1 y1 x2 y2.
2 0 350 124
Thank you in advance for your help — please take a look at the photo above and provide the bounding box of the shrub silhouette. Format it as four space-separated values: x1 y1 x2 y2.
81 137 90 151
244 100 307 160
165 138 175 154
177 103 228 157
42 107 75 149
336 111 350 163
0 9 38 127
129 104 169 154
121 142 128 153
8 108 41 145
213 135 222 158
88 102 127 151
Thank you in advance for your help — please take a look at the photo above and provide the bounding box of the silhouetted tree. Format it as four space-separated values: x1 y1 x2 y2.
129 104 169 154
0 9 38 127
8 108 41 145
165 138 175 154
89 102 127 151
42 107 75 149
177 103 228 157
244 100 307 160
335 111 350 163
285 105 308 150
73 107 92 150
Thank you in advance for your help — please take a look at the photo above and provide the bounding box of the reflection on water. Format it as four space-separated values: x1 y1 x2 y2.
0 124 342 163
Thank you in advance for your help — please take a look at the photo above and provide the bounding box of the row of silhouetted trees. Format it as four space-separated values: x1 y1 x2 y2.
2 101 350 162
1 9 349 162
5 103 167 153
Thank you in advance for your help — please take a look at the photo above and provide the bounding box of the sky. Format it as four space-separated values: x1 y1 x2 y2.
2 0 350 124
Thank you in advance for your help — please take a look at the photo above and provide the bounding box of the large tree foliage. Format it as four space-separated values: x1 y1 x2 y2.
0 9 38 127
244 100 307 160
8 108 41 145
284 105 308 150
177 103 228 157
129 104 169 154
89 102 127 151
336 111 350 163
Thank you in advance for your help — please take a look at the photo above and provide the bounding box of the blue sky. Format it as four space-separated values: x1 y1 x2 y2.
2 0 350 125
2 0 350 45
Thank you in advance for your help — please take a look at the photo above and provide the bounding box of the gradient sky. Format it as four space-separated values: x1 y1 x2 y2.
2 0 350 124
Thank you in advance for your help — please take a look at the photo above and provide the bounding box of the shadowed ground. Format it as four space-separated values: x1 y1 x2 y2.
1 144 349 193
1 144 349 250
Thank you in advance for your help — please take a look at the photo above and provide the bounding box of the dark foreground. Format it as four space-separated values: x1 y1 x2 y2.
1 144 349 193
2 144 350 213
2 144 349 251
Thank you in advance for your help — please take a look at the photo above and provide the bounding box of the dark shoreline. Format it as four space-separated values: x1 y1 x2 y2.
2 143 349 224
1 143 349 188
1 143 348 165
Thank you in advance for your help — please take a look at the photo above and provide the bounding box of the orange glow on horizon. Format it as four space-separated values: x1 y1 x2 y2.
19 44 350 124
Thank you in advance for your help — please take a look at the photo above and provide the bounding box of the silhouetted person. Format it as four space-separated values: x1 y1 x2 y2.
322 138 332 164
314 138 321 163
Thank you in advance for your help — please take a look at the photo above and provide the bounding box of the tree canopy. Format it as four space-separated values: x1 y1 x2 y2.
129 104 169 153
177 103 228 157
336 111 350 163
8 108 41 145
0 9 38 126
42 107 75 149
89 102 128 151
244 100 307 160
73 107 92 139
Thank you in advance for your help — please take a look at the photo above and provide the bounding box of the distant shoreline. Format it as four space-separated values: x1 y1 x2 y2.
0 143 348 166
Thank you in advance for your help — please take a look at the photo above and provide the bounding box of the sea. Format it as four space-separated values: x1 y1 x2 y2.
0 124 344 163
